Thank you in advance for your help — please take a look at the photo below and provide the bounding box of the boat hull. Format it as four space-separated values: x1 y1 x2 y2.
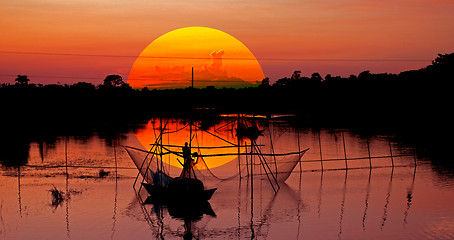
141 177 217 203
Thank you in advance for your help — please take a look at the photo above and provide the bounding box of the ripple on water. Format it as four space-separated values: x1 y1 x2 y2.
411 217 454 240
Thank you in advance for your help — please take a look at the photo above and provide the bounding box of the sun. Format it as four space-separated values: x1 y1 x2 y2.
133 119 245 169
127 27 265 89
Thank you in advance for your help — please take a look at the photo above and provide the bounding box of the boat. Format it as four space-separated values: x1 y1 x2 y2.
125 142 217 203
124 115 309 198
141 172 217 203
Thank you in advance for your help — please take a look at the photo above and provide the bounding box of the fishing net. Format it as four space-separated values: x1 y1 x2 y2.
123 117 309 187
124 142 308 186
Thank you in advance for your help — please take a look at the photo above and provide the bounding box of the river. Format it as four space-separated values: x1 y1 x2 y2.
0 117 453 239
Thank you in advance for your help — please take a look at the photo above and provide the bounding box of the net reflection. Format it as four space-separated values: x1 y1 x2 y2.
2 116 450 239
17 167 22 218
125 117 427 239
403 168 416 225
362 170 372 231
380 169 394 230
338 171 348 239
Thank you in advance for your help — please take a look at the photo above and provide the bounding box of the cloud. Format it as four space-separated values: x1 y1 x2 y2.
208 50 224 73
131 49 255 89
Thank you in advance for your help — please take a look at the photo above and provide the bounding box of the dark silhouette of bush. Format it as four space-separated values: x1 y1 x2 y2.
15 75 30 85
102 74 126 87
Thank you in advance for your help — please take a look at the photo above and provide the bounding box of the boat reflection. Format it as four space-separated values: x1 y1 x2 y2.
4 115 454 239
136 190 216 239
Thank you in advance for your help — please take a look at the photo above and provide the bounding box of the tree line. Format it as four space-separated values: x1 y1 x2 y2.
1 53 452 128
0 53 452 166
7 74 128 88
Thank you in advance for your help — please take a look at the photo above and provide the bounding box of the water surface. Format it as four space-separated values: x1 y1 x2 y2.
1 119 453 239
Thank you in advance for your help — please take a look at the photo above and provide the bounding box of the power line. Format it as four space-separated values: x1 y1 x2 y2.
0 50 432 62
0 74 256 83
0 74 101 80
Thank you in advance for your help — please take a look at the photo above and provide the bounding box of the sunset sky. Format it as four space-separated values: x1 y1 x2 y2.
127 27 265 89
1 0 453 86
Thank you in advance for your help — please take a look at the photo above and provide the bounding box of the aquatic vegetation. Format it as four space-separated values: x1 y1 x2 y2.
99 169 110 178
49 186 64 209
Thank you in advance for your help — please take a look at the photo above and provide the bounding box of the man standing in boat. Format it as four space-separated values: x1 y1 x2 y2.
182 142 197 178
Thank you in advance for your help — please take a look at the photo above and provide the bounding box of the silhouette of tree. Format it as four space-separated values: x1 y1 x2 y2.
273 77 290 87
119 82 132 90
260 77 270 87
432 53 454 66
291 70 302 80
71 82 96 90
15 75 30 85
426 53 454 78
358 71 372 81
103 75 125 87
348 75 358 81
324 74 332 81
273 71 303 88
311 72 323 82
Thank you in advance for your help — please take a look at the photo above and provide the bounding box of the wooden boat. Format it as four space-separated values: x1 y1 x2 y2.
141 176 217 203
125 114 309 198
125 118 218 203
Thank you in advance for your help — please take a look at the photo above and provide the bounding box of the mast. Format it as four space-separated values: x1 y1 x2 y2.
189 67 193 178
189 67 193 149
159 117 163 185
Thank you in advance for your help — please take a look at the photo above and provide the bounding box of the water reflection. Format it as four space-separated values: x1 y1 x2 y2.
1 117 454 239
380 169 393 230
0 137 30 167
0 123 144 168
144 197 216 240
17 167 22 217
338 171 347 239
403 168 416 225
362 170 371 231
317 172 323 218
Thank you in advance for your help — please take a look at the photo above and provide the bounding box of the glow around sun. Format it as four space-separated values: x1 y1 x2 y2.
127 27 265 89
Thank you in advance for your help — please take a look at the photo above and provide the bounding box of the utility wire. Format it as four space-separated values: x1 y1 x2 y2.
0 74 101 80
0 74 256 83
0 50 431 62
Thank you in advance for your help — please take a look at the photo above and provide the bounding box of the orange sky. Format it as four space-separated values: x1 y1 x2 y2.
1 0 453 85
127 27 264 89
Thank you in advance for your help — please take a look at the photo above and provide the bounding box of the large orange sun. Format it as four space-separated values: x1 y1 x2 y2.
133 119 247 169
127 27 265 89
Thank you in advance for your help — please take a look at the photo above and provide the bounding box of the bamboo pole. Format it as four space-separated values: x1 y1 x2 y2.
133 133 162 188
238 114 241 179
367 139 372 169
65 136 68 176
269 125 278 176
250 141 253 185
245 142 249 177
149 143 244 148
160 117 164 183
297 130 302 172
388 137 394 168
341 130 348 170
254 141 280 193
319 131 324 172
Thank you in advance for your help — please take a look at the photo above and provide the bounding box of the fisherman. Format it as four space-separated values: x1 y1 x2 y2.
182 142 192 177
182 142 191 162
